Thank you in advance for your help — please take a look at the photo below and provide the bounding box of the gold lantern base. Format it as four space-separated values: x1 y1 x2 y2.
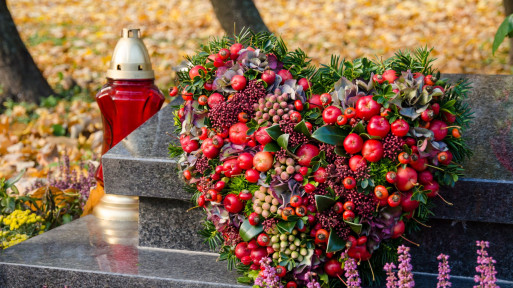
93 194 139 222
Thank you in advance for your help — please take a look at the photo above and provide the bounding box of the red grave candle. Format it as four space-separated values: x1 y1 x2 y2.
95 29 164 184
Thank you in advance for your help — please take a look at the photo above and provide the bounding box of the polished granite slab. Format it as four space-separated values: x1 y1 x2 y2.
0 215 246 288
1 216 510 288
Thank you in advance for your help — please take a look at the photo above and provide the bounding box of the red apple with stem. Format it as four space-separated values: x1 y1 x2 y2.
391 119 410 137
262 70 276 85
396 167 418 191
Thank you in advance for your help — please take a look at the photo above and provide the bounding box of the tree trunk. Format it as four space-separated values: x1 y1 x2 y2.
0 0 54 103
504 0 513 65
209 0 269 35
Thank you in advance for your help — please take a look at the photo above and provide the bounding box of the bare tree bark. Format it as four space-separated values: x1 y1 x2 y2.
0 0 54 103
209 0 269 35
504 0 513 65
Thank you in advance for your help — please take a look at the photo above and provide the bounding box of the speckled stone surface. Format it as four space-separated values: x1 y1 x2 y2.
0 215 247 288
139 197 209 251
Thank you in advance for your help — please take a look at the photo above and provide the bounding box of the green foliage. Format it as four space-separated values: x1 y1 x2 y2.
219 245 241 271
168 144 184 158
198 220 223 251
493 14 513 55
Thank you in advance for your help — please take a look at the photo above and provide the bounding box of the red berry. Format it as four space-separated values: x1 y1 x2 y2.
248 212 260 225
230 43 244 60
238 112 249 123
320 93 332 106
386 171 397 184
343 210 355 221
391 119 410 137
257 233 270 246
343 176 357 190
183 170 192 180
388 193 402 207
298 78 312 91
290 195 302 207
345 107 356 118
398 152 410 164
290 111 302 123
218 48 230 60
169 86 178 97
343 201 355 211
337 115 348 126
262 70 276 85
198 95 208 106
239 190 253 201
374 185 388 200
276 266 287 278
278 69 293 84
304 183 316 193
333 202 344 214
373 74 385 84
294 100 304 111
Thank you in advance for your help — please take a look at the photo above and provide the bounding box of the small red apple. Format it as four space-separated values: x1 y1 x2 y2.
396 167 418 191
361 139 384 162
355 95 381 120
278 69 292 84
238 152 254 170
253 152 274 172
296 144 320 167
343 133 364 154
254 126 272 145
224 194 244 213
208 93 224 108
367 115 390 138
262 70 276 85
298 78 312 91
391 119 410 137
231 75 247 91
322 106 342 124
349 155 367 171
229 123 249 145
308 94 323 110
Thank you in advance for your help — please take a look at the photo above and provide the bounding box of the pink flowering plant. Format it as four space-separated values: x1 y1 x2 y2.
169 29 472 286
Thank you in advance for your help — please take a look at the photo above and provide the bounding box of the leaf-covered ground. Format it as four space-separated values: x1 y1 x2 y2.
2 0 510 193
8 0 509 93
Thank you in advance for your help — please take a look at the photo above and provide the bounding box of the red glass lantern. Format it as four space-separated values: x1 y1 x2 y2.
95 28 164 184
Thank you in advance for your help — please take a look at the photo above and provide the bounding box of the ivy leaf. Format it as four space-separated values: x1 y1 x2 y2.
277 220 297 234
264 142 280 152
360 179 369 189
277 134 290 150
344 220 362 234
334 146 349 157
352 122 365 134
311 126 348 146
293 120 311 137
265 125 282 140
411 190 428 204
327 229 346 253
315 195 336 212
239 219 264 241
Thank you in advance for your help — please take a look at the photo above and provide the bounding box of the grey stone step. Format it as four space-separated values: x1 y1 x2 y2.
0 215 511 287
0 215 246 288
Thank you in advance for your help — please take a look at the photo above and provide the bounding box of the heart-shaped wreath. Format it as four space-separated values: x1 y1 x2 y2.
169 29 472 287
